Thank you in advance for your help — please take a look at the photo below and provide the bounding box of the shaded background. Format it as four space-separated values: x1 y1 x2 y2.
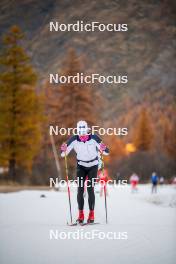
0 0 176 185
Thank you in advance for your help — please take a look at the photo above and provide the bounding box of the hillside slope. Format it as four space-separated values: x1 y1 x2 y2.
0 0 175 126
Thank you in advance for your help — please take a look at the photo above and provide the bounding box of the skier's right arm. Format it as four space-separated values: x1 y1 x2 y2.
92 134 109 155
60 135 76 157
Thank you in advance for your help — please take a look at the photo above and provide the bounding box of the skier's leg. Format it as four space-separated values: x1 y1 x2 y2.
86 165 98 223
87 165 98 211
77 165 87 210
106 184 108 196
83 176 88 198
152 184 154 193
100 186 103 197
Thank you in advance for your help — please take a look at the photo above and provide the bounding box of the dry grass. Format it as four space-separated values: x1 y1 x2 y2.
0 185 50 193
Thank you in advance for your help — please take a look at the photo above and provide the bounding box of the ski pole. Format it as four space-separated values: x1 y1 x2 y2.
64 150 73 224
100 151 108 224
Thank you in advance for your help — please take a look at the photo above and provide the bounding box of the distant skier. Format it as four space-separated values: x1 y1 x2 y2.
159 176 164 185
151 172 159 193
98 167 111 197
61 120 109 223
172 176 176 187
129 173 139 192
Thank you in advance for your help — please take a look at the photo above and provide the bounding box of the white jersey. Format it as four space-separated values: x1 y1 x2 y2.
130 174 139 182
61 134 109 167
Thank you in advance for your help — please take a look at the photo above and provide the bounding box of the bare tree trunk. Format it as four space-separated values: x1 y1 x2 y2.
50 134 62 186
9 158 16 181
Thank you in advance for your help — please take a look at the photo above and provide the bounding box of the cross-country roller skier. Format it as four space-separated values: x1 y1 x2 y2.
61 120 109 224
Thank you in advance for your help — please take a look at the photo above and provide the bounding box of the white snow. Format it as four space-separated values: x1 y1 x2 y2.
0 184 175 264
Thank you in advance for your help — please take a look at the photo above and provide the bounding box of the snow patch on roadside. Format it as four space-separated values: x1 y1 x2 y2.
146 193 176 208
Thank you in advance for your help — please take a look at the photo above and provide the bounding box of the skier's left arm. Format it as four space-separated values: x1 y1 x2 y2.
92 134 109 155
60 135 76 157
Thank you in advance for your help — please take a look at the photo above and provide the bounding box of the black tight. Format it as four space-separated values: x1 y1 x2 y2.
77 165 98 210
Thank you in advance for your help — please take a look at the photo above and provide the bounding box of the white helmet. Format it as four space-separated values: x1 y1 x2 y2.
77 120 89 135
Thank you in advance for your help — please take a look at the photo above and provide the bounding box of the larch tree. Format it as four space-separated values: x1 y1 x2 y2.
164 118 176 161
45 48 101 178
47 48 100 144
0 25 43 181
133 108 153 151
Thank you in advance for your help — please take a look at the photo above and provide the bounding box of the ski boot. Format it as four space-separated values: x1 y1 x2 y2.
87 210 94 223
77 210 84 224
